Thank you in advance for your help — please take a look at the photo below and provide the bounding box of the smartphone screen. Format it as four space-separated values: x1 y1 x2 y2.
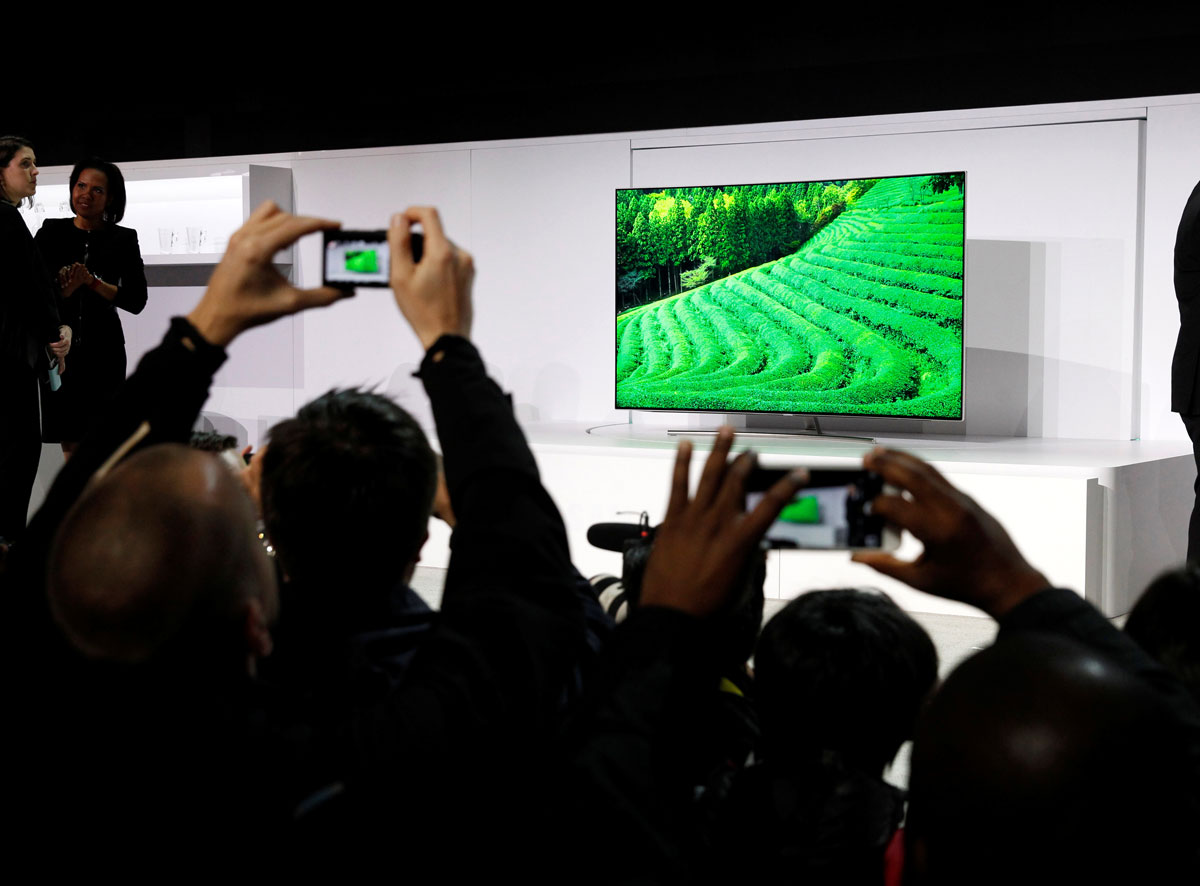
746 468 893 550
322 230 423 288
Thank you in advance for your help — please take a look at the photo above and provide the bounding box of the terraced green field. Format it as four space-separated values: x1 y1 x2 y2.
615 177 964 418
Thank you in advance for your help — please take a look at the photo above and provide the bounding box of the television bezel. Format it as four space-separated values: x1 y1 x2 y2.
614 170 967 423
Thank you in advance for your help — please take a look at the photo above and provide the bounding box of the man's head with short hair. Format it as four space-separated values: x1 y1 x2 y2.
261 388 436 589
753 589 938 774
188 430 239 454
906 632 1197 884
189 430 245 476
47 444 276 670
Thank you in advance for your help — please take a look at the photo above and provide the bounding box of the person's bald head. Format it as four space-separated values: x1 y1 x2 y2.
47 444 276 668
907 632 1196 884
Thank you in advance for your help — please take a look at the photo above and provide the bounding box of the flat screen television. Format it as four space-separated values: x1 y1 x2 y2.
615 171 965 420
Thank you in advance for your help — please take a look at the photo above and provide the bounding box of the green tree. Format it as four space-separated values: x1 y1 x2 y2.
680 256 715 291
629 212 654 302
928 172 964 194
667 197 689 293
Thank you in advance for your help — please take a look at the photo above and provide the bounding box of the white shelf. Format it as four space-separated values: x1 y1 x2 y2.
500 425 1193 618
143 252 228 265
19 164 292 284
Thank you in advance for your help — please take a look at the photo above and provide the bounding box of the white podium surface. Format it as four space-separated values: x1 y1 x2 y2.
422 424 1194 619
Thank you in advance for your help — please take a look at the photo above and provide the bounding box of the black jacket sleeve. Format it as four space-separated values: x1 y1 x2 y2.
335 336 586 866
112 228 148 315
1171 180 1200 412
353 335 584 757
418 334 576 608
0 203 60 370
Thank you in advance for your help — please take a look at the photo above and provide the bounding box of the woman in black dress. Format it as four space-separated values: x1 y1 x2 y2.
0 135 70 541
36 157 147 456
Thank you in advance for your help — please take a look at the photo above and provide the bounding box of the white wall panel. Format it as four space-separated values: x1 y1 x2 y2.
469 139 632 424
288 150 473 442
630 121 1142 440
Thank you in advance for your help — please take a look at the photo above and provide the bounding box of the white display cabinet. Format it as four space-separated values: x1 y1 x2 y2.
19 163 293 285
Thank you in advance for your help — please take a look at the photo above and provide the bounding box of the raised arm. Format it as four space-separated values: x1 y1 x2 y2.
850 447 1048 618
563 429 806 880
388 207 572 606
852 447 1200 713
6 202 346 649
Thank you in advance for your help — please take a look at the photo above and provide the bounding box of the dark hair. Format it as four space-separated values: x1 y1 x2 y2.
261 389 436 586
1124 564 1200 705
754 588 938 774
0 135 34 207
188 431 239 453
69 156 127 224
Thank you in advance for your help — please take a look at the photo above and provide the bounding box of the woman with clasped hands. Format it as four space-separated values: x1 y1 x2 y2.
35 157 146 458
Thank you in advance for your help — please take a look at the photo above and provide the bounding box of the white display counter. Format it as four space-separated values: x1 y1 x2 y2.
420 424 1194 619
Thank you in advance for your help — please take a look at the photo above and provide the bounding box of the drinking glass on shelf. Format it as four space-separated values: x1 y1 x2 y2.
158 228 178 255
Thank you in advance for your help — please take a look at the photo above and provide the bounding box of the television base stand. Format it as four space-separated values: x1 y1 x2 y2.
667 417 875 444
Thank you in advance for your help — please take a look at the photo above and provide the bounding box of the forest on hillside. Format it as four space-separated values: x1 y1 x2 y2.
616 179 879 311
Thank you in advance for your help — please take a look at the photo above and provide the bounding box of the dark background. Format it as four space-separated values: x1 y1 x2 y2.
15 21 1200 168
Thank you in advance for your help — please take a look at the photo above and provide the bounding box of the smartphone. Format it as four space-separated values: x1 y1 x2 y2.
322 229 423 288
746 467 900 551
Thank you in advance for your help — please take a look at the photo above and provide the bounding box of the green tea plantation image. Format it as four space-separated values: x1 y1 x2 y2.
615 173 965 418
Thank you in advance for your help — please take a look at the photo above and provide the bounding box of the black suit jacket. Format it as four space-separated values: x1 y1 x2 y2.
34 216 148 349
0 202 60 372
1172 180 1200 413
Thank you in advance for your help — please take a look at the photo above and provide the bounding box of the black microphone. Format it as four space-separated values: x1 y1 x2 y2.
587 522 652 552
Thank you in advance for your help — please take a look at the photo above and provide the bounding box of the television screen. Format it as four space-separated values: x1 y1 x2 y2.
615 172 965 420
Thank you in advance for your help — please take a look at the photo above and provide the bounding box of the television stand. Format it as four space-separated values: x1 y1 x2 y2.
667 416 875 444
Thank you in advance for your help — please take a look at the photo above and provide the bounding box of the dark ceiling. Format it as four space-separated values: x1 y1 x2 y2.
16 23 1200 168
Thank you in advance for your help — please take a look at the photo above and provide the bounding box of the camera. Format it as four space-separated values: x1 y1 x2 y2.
745 467 900 551
322 229 424 289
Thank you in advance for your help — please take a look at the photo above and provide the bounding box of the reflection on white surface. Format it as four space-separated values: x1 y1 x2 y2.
18 183 69 233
